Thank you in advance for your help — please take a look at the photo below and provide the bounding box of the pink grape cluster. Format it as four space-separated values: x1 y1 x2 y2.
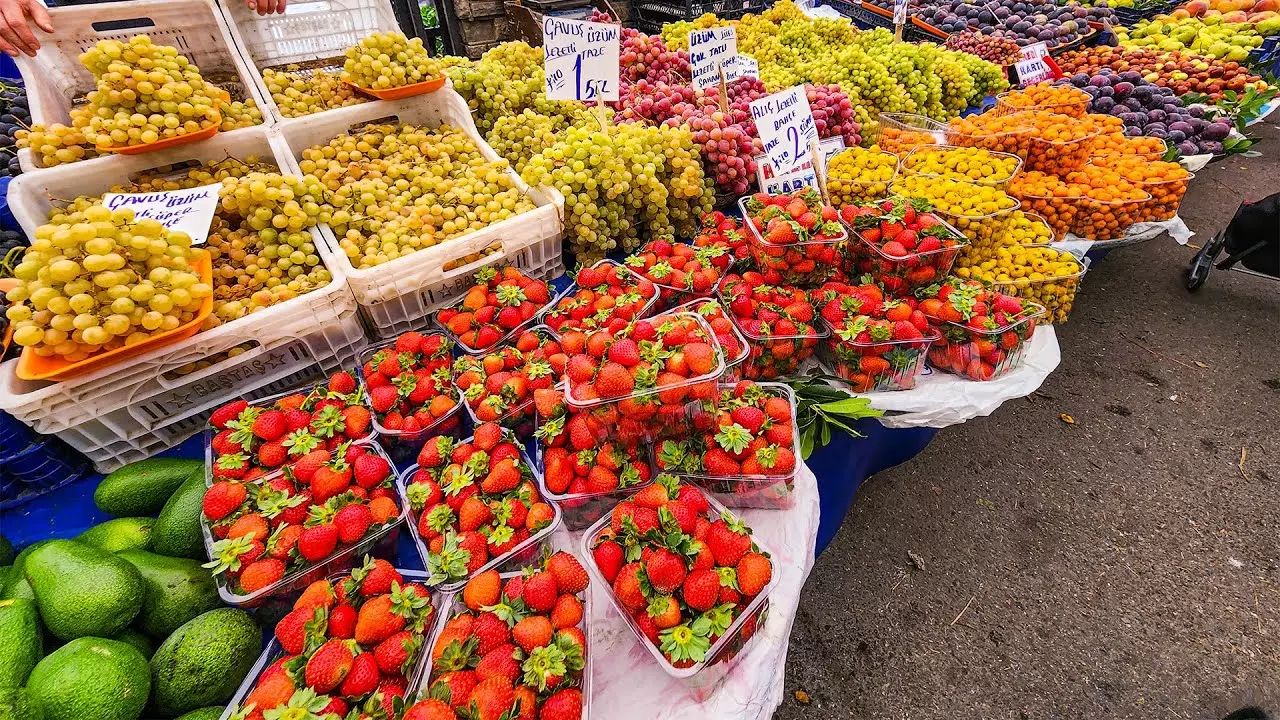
806 84 862 148
620 28 691 89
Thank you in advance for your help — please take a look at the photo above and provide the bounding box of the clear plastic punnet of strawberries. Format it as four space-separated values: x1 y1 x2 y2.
917 277 1047 382
452 327 566 434
542 260 659 335
839 195 969 296
583 474 776 677
739 188 847 286
223 558 438 720
811 279 941 393
200 441 404 602
434 267 555 355
405 551 591 720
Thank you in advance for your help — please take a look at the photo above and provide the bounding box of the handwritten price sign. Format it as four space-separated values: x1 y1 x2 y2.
754 136 845 186
1019 42 1048 61
102 184 220 245
1014 56 1055 87
893 0 908 25
689 27 736 90
543 17 619 102
723 54 758 82
750 86 819 176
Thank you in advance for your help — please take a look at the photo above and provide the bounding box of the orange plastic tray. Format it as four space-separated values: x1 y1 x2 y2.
345 75 446 100
98 118 221 155
15 250 214 382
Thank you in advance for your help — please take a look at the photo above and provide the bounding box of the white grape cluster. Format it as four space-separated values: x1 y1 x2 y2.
5 207 211 360
299 123 535 269
15 124 103 167
263 66 368 117
341 32 442 90
78 35 226 149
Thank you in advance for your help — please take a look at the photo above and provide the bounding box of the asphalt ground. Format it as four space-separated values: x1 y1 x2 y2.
776 121 1280 720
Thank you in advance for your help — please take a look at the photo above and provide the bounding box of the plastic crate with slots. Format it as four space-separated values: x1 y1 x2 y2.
273 89 565 340
0 126 369 473
214 0 401 124
13 0 273 172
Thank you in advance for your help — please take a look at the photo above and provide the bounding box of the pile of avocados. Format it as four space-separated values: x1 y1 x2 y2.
0 458 263 720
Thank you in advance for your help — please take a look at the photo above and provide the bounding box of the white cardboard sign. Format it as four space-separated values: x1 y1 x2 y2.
750 86 819 176
1019 42 1048 61
723 54 758 82
761 167 821 195
689 27 737 90
543 17 620 102
103 184 221 245
893 0 908 25
1014 55 1054 87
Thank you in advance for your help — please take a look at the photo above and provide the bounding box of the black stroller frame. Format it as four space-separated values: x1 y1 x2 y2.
1186 199 1280 291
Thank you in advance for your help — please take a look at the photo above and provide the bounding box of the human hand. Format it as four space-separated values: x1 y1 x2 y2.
0 0 52 58
244 0 286 15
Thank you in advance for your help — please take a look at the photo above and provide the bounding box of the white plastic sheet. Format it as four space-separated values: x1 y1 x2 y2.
858 324 1060 428
554 461 820 720
1051 215 1195 256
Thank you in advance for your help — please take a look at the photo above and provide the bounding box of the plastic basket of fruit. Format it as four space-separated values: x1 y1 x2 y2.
561 312 727 445
453 325 565 437
819 316 940 392
541 260 660 336
356 332 465 464
1073 193 1152 241
892 175 1022 248
1089 156 1192 223
216 0 400 123
410 554 592 720
273 91 564 340
716 273 825 381
655 298 750 383
432 266 556 356
623 240 735 313
204 370 375 485
840 196 969 295
654 381 800 509
217 563 441 720
994 86 1092 119
944 115 1035 159
738 191 846 286
14 0 270 170
876 113 949 157
200 439 407 607
397 423 561 592
1024 125 1100 174
581 479 776 698
1091 133 1166 162
919 280 1046 381
533 383 657 530
825 147 900 209
900 144 1023 190
987 249 1087 325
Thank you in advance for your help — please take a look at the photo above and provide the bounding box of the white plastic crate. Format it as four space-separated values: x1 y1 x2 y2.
0 125 372 471
0 300 368 473
13 0 273 171
215 0 400 124
273 88 566 339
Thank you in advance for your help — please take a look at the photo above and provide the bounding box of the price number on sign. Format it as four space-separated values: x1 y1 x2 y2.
543 17 620 102
750 86 819 176
1014 56 1054 87
723 54 758 82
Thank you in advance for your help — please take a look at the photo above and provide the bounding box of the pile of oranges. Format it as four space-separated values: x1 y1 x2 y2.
1089 156 1192 222
995 84 1092 118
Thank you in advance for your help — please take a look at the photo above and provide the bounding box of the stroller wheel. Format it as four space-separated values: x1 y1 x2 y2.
1186 233 1222 291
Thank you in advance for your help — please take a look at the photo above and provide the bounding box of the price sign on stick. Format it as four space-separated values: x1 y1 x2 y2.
689 27 737 90
893 0 908 25
103 184 220 245
1019 41 1048 61
1014 55 1055 87
754 136 845 185
723 54 759 82
543 17 620 102
750 86 819 176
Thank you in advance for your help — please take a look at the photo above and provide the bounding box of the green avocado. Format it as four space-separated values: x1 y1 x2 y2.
76 518 156 554
0 535 13 565
149 474 208 561
116 550 220 640
26 637 151 720
148 609 260 717
173 709 224 720
94 459 203 517
110 629 154 661
24 540 144 641
1 541 52 602
0 598 43 687
0 687 40 720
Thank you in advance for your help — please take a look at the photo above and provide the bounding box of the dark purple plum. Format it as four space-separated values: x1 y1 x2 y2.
1094 96 1116 113
1199 140 1224 154
1177 140 1200 155
1167 130 1187 143
1203 122 1231 141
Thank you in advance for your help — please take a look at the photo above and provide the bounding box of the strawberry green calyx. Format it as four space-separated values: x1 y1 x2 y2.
717 566 739 590
258 488 307 519
305 502 337 527
432 366 453 385
422 503 455 533
435 635 479 673
202 536 257 575
285 427 323 455
659 622 712 665
654 472 680 498
440 466 476 496
701 603 736 638
618 463 642 489
464 450 490 477
714 424 753 454
475 266 498 285
393 373 418 398
534 415 565 443
884 348 918 372
482 596 531 626
485 523 515 549
524 359 553 380
868 323 892 343
390 580 432 626
625 254 647 268
463 383 486 403
217 452 249 471
522 643 568 692
495 285 527 307
427 533 471 584
657 441 686 470
226 407 262 449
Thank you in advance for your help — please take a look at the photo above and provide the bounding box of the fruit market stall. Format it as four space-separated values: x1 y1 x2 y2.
0 0 1261 716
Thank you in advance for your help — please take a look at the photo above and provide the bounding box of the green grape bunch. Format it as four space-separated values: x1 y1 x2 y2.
341 31 443 89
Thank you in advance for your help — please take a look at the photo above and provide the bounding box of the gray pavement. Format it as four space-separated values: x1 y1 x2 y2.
777 122 1280 720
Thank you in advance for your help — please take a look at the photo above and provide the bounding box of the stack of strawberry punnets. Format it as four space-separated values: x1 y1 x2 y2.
403 422 557 588
542 261 658 334
360 331 461 444
717 272 824 380
208 370 373 481
533 385 656 529
659 298 748 382
654 381 799 508
624 239 732 311
561 314 725 445
406 551 590 720
202 442 402 598
917 278 1045 381
740 189 846 286
840 196 968 296
813 280 938 392
435 267 553 353
691 212 748 262
585 476 774 673
225 559 436 720
453 328 566 432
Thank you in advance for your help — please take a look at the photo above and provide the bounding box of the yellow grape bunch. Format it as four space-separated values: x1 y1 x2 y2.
341 32 443 89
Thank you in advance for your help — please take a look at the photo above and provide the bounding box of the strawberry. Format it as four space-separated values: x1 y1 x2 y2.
466 676 515 720
340 652 381 698
211 400 248 430
521 571 558 614
463 569 501 611
353 452 392 489
252 410 288 441
737 551 773 596
475 644 521 684
328 603 357 639
239 558 285 593
511 615 553 653
298 523 339 561
592 539 624 584
403 699 456 720
334 503 373 544
276 605 323 654
550 594 583 630
306 638 354 693
374 630 422 676
472 611 511 656
540 689 582 720
545 552 589 595
682 569 721 612
644 548 687 594
354 594 406 645
704 514 752 567
202 481 246 521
